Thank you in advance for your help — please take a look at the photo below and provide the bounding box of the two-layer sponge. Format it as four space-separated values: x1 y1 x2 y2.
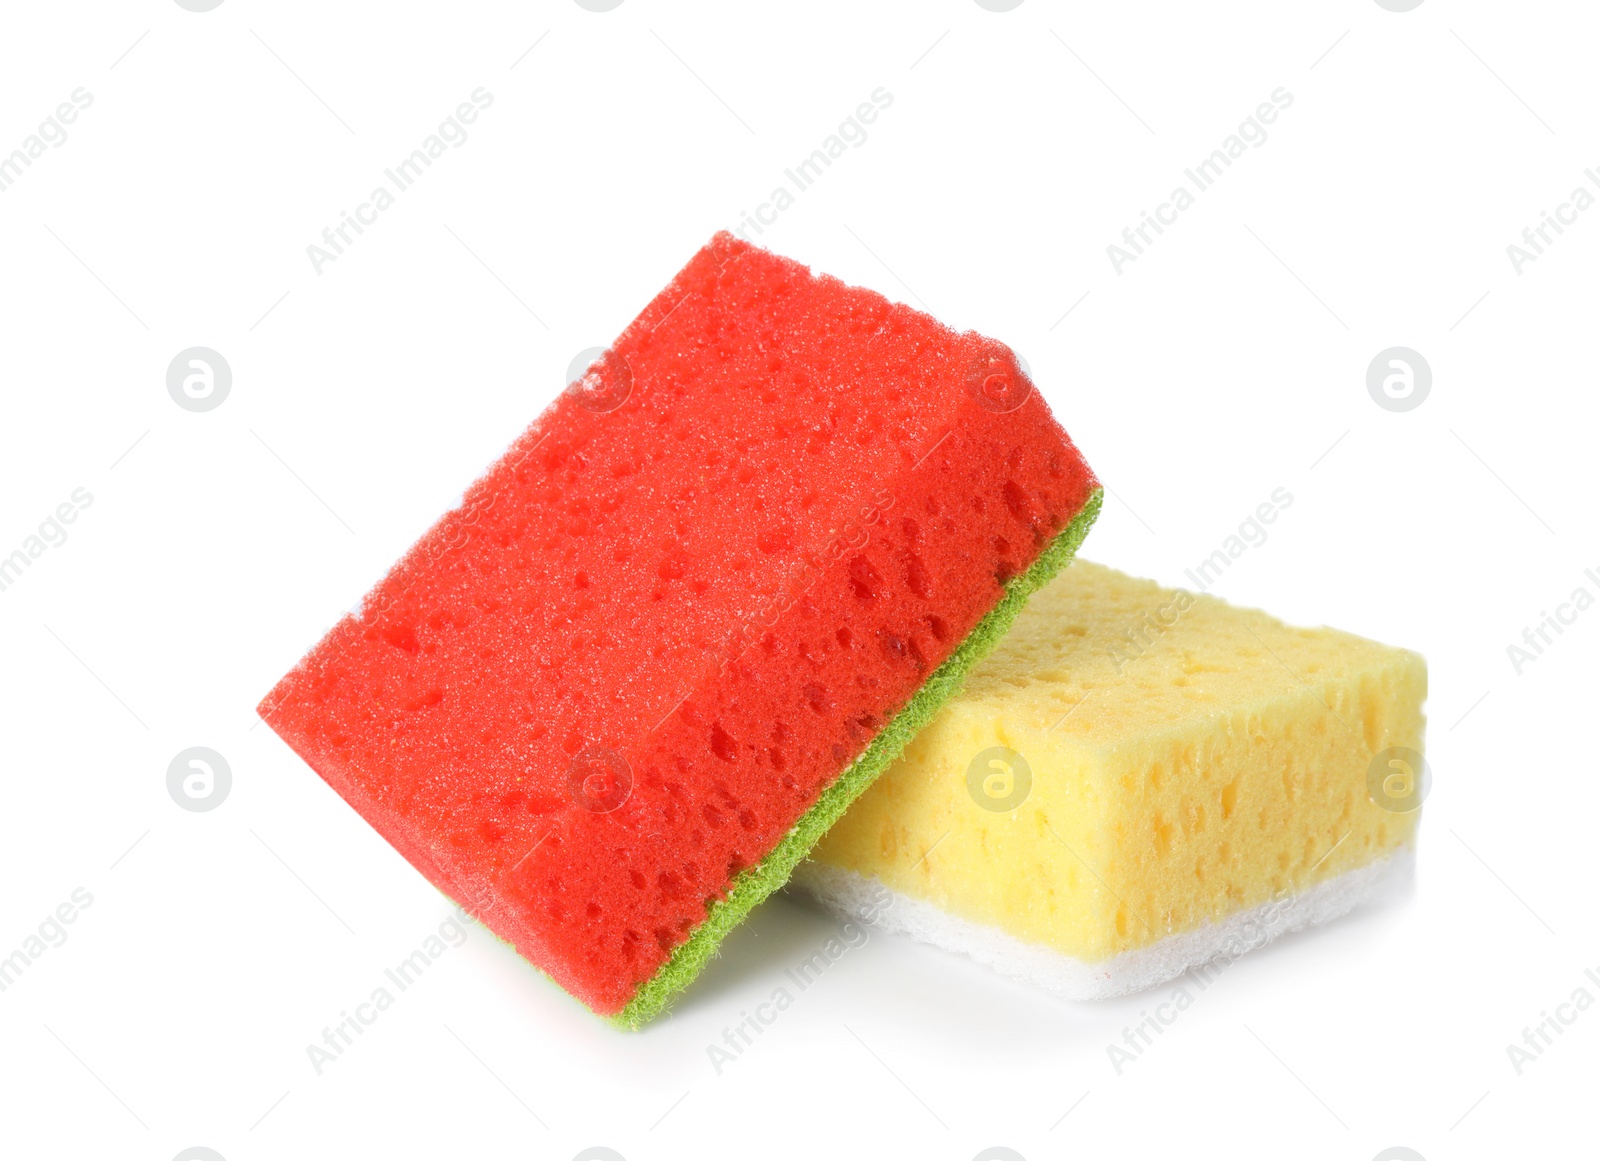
259 232 1101 1025
794 561 1425 998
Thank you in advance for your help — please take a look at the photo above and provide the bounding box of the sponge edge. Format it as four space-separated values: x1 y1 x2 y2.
611 489 1103 1028
790 845 1415 1001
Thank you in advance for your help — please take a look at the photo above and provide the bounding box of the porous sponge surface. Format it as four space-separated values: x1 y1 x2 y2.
806 561 1426 964
259 232 1098 1019
617 492 1100 1027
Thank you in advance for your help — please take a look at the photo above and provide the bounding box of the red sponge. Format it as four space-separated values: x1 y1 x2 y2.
259 232 1099 1023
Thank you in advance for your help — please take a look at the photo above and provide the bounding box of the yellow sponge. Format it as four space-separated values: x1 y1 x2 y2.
792 561 1426 998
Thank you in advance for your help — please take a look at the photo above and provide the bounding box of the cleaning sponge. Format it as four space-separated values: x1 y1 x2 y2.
258 232 1101 1025
793 560 1425 999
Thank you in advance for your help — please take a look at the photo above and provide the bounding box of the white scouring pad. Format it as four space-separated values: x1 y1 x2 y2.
791 847 1414 1000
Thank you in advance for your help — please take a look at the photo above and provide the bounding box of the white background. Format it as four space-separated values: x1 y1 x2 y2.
0 1 1594 1158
